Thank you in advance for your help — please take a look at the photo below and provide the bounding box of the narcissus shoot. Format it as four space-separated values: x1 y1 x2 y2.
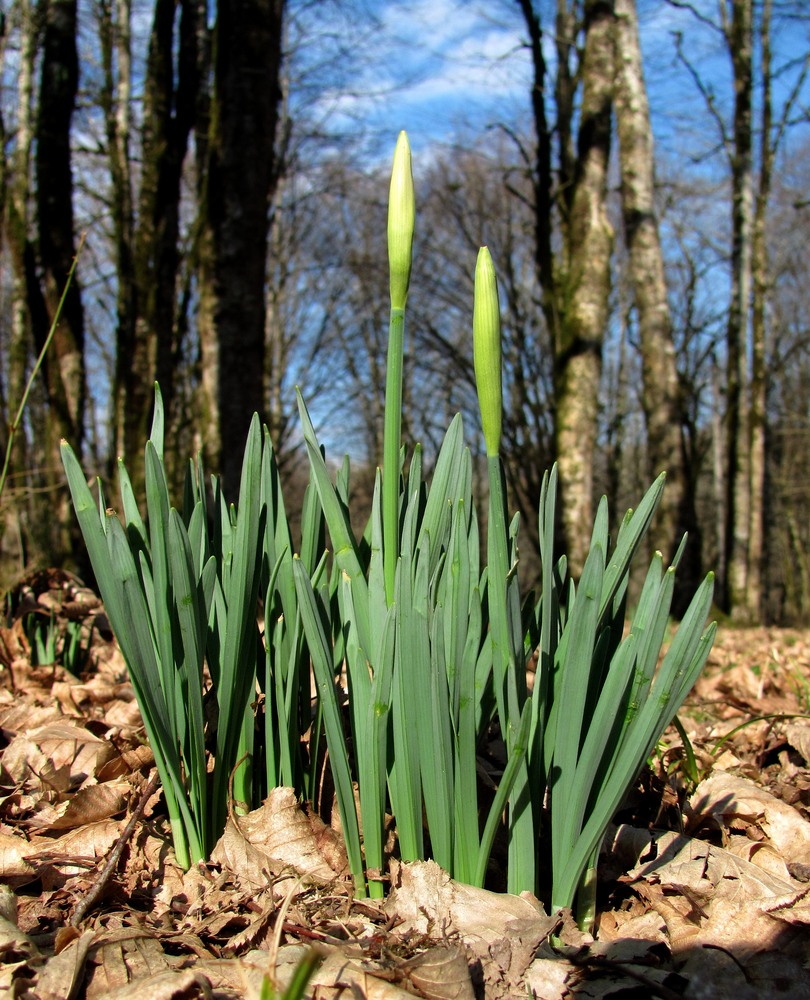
383 131 415 605
387 130 415 311
63 132 716 926
473 246 503 458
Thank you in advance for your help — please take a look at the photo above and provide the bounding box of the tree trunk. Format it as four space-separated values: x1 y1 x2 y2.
4 0 38 473
554 0 614 575
35 0 85 454
116 0 199 490
519 0 614 574
31 0 84 566
748 0 772 622
517 0 557 346
724 0 754 620
198 0 285 495
613 0 700 608
98 0 135 472
0 0 39 573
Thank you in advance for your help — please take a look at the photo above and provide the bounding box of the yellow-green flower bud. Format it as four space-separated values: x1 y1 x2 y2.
473 246 503 457
388 131 415 311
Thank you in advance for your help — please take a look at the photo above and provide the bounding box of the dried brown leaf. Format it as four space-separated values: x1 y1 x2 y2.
618 823 810 971
0 830 48 880
524 955 579 999
222 903 275 954
151 855 211 917
0 911 38 957
4 722 114 793
689 770 810 864
103 698 145 730
211 787 340 888
2 734 50 784
386 858 555 989
86 932 173 997
31 781 129 831
34 929 95 1000
97 744 154 782
91 968 213 999
725 834 792 877
406 944 475 1000
785 720 810 765
310 950 414 1000
27 820 121 883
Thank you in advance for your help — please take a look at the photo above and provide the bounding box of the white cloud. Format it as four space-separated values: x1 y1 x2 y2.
379 0 480 50
305 0 531 143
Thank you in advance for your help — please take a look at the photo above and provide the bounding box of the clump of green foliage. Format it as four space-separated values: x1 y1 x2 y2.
62 133 715 921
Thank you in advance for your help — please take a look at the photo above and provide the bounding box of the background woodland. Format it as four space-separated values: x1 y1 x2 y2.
1 0 809 625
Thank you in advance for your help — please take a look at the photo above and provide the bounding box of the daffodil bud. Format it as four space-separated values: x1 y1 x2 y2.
388 131 415 311
473 247 503 457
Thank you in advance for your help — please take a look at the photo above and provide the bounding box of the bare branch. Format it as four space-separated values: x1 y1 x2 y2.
673 30 733 159
664 0 726 33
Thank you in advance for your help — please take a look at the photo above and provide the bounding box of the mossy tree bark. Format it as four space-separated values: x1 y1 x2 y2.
519 0 614 575
614 0 701 610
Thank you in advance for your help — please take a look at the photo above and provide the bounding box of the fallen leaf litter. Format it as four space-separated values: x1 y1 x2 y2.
2 573 810 997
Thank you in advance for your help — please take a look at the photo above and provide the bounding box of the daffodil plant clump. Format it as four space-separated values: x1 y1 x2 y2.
63 132 715 923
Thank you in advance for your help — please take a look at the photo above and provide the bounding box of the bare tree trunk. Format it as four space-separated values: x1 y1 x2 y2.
198 0 284 494
264 49 293 465
30 0 85 566
114 0 199 490
723 0 754 620
0 0 40 573
4 0 38 476
35 0 85 452
98 0 135 470
265 210 290 459
748 0 772 622
517 0 557 346
613 0 700 608
786 508 810 624
555 0 614 574
712 362 726 585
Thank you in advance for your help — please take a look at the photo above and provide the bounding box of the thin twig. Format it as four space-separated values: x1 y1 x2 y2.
0 232 86 506
70 768 160 927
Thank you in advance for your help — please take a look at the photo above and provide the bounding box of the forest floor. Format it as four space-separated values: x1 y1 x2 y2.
2 569 810 999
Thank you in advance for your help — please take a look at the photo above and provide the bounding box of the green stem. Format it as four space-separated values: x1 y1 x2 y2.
383 306 405 606
486 456 509 708
486 453 535 894
164 793 192 870
485 456 524 733
145 721 203 866
574 839 602 932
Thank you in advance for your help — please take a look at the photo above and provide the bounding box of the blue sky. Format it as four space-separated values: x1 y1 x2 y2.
287 0 810 453
302 0 810 169
302 0 532 157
